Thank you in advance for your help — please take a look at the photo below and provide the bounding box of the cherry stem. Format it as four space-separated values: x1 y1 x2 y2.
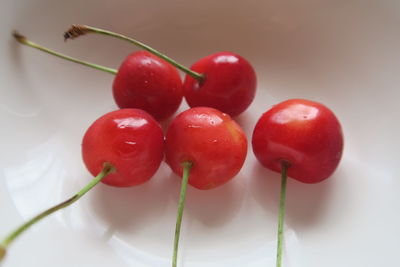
12 31 117 75
172 161 193 267
0 163 115 262
276 161 289 267
64 25 204 82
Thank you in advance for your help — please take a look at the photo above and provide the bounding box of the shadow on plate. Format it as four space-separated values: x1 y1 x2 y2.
249 161 335 231
86 166 173 237
167 171 246 228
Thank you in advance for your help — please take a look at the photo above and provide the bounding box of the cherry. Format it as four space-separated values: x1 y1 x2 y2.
13 31 182 121
63 25 257 117
252 98 344 267
0 109 164 261
82 108 165 187
166 107 248 190
112 51 182 121
252 98 344 183
183 52 256 117
165 107 247 266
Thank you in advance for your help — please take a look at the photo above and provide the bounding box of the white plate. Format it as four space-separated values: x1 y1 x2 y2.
1 1 400 266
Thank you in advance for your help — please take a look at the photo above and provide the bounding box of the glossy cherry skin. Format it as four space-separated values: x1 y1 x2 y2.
82 109 165 187
252 99 344 183
165 107 247 190
113 51 183 121
183 52 256 117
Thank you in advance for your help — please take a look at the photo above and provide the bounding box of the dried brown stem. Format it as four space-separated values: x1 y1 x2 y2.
64 24 91 41
12 30 27 44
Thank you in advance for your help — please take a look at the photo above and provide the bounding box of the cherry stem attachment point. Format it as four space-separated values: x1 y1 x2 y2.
276 161 289 267
172 161 193 267
64 25 204 82
0 163 115 262
12 31 117 75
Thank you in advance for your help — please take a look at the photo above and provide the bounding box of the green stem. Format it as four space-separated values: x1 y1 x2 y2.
12 31 117 75
276 161 289 267
0 163 115 261
64 25 204 82
172 161 193 267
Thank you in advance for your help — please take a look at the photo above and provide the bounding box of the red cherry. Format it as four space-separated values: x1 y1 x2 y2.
82 108 165 187
166 107 247 190
14 32 183 121
183 52 257 117
165 107 247 266
252 99 344 183
0 109 165 260
113 51 183 121
252 99 344 267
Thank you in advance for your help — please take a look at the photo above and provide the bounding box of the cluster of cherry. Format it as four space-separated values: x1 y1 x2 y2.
1 25 344 267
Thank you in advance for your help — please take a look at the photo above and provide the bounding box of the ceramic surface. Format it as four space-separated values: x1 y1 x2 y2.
1 1 399 266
